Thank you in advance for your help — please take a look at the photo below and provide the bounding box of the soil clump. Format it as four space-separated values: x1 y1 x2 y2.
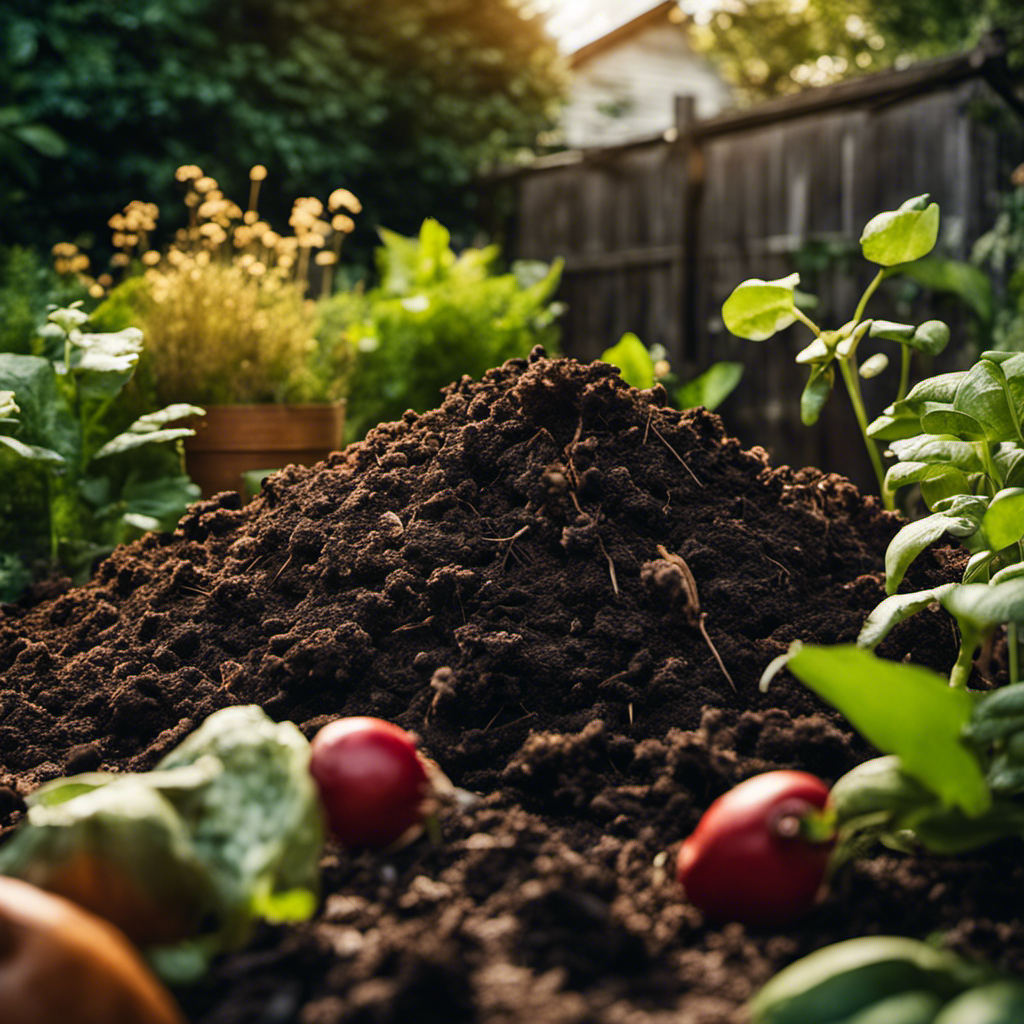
0 348 1009 1023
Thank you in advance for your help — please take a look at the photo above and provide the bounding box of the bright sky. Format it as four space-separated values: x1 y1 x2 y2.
537 0 659 52
537 0 714 53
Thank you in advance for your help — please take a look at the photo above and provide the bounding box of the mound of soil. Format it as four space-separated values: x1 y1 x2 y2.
0 349 1013 1024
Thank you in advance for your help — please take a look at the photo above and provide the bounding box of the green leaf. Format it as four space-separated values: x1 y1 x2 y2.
721 272 800 341
992 561 1024 585
10 123 67 159
858 352 889 379
675 361 743 411
899 257 994 325
983 488 1024 551
92 427 195 460
942 580 1024 631
860 195 940 266
800 365 832 426
0 352 78 461
858 583 959 650
888 436 984 473
0 390 18 421
784 643 989 815
953 360 1021 443
920 404 987 441
600 333 654 390
884 506 984 595
0 434 65 464
866 408 925 441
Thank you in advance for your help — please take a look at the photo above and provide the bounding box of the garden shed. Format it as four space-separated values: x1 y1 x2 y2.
496 34 1024 488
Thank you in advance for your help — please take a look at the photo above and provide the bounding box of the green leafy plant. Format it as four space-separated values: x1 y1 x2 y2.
762 643 1024 856
0 705 323 985
0 303 201 591
723 194 950 507
857 348 1024 685
320 219 563 443
599 332 743 411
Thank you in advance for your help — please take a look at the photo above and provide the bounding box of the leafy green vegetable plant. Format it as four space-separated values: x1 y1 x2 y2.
0 705 323 985
722 195 950 507
762 643 1024 857
319 219 564 443
599 332 743 412
857 348 1024 685
0 303 201 590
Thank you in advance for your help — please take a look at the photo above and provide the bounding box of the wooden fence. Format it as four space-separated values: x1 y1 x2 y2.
493 39 1024 490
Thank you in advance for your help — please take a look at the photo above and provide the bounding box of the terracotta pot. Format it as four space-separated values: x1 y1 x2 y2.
184 402 345 499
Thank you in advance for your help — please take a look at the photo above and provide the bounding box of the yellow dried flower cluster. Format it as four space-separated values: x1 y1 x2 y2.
57 165 362 404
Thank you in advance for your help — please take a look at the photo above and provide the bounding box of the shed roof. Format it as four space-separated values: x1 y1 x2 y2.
568 1 685 69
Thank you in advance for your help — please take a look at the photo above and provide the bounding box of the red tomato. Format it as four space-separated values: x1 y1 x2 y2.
309 717 429 850
675 770 834 926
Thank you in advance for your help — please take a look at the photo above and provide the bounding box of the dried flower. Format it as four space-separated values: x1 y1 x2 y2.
328 188 362 214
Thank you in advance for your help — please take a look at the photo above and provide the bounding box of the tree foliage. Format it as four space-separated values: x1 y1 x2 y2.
689 0 1024 106
0 0 564 249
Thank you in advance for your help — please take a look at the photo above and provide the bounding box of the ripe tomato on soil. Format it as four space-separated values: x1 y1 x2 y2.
309 717 430 850
676 770 834 926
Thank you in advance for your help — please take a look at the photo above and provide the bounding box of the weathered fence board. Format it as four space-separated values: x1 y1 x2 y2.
496 43 1024 490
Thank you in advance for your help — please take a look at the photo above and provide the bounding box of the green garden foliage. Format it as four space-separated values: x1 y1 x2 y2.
317 219 563 443
0 0 564 251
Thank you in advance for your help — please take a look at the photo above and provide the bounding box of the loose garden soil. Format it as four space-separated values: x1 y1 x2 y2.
0 349 1017 1023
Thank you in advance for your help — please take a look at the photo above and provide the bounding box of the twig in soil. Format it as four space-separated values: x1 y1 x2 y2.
483 706 505 732
643 408 653 445
656 544 736 692
763 554 791 580
525 426 556 450
392 616 436 634
506 703 537 728
628 702 634 725
243 555 267 574
180 586 212 597
483 525 530 572
271 552 293 584
649 422 703 487
596 535 620 596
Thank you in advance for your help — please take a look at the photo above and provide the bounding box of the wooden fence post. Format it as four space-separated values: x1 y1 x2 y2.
672 95 703 370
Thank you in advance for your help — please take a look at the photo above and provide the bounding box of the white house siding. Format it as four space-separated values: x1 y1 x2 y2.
563 23 731 148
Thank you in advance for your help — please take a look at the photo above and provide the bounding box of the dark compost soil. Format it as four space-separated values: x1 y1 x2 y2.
0 348 1017 1024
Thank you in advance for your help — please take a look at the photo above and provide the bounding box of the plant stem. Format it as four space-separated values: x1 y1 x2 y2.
792 309 822 337
949 634 976 689
838 358 891 508
897 345 912 403
852 268 887 325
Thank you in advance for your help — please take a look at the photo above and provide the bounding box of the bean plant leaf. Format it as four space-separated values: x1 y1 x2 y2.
860 195 940 266
995 445 1024 487
722 273 800 341
601 333 654 390
983 489 1024 551
859 583 960 650
782 643 989 815
870 318 950 356
992 562 1024 585
942 580 1024 632
867 407 926 441
859 353 889 379
889 436 984 473
954 360 1021 443
800 365 832 426
920 403 987 442
885 503 985 595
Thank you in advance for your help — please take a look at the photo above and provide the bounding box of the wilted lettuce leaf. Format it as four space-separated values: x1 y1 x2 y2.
0 705 323 984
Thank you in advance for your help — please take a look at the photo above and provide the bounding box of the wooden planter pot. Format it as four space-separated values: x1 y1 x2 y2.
184 402 346 499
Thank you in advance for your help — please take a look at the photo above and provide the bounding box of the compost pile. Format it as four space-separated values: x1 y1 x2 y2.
0 349 1017 1024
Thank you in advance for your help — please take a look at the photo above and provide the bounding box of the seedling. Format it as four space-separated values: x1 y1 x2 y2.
857 349 1024 685
722 195 949 508
0 303 203 581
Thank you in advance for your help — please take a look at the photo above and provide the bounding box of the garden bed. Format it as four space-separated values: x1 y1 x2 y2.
0 349 1013 1024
